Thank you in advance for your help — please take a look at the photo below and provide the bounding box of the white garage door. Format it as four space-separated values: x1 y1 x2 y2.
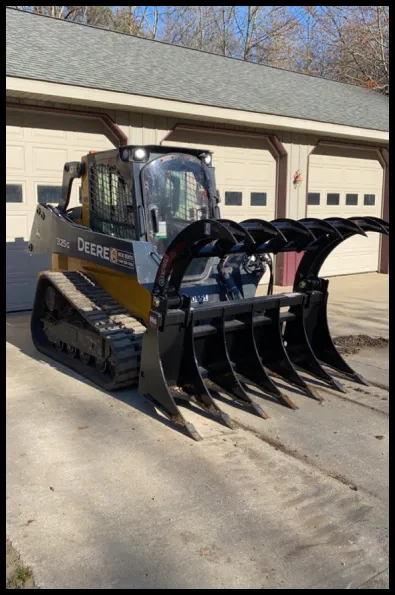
307 146 384 277
164 129 277 283
6 108 114 312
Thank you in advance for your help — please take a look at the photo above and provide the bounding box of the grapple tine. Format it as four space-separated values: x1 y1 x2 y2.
301 280 369 386
240 218 286 243
348 216 389 235
270 218 317 251
179 313 234 428
324 217 368 237
200 311 270 419
139 320 203 440
283 299 347 394
254 302 322 402
228 306 298 410
298 218 343 239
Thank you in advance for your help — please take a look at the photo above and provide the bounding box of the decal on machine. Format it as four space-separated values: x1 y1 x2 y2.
77 237 135 270
191 294 209 304
57 237 70 249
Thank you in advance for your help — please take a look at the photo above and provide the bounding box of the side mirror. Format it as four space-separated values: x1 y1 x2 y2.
150 206 159 233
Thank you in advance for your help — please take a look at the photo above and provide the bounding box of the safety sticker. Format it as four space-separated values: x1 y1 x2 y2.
156 221 167 239
110 248 135 269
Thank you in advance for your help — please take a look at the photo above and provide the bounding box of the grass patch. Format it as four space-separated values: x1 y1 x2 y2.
6 565 33 589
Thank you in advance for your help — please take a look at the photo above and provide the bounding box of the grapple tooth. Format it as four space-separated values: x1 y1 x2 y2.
270 218 317 251
283 300 347 394
324 217 368 236
179 313 235 429
139 319 204 440
198 311 270 419
254 304 322 402
240 218 286 244
228 308 298 410
298 218 343 239
348 216 389 235
302 281 369 386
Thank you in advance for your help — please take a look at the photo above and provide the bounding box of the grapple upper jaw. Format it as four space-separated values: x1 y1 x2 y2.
348 216 389 235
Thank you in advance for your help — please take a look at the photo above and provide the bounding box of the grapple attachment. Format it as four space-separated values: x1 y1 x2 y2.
138 216 389 440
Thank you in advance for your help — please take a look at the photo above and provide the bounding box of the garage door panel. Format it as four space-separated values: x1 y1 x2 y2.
6 215 29 241
33 146 69 175
6 238 51 312
31 127 68 141
6 108 114 312
6 144 26 173
308 149 383 276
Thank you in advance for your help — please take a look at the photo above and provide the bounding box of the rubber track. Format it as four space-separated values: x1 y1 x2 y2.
40 271 146 390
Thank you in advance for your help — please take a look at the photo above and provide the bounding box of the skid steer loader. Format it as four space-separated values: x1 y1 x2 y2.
28 144 389 440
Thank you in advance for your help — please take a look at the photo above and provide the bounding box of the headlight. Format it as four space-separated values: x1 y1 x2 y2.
132 147 148 161
201 153 212 166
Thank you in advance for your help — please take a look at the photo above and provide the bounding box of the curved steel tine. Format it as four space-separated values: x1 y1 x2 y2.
241 218 286 241
155 218 238 296
179 313 234 429
361 215 389 232
139 323 203 441
200 311 270 419
348 216 389 235
298 218 343 239
270 218 316 250
324 217 368 237
254 305 322 402
217 218 256 244
228 308 298 409
307 289 369 386
283 299 347 394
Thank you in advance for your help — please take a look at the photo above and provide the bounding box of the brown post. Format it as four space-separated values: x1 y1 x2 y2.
379 148 389 274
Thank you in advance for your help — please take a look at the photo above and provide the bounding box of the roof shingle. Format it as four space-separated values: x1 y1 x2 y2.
6 7 389 132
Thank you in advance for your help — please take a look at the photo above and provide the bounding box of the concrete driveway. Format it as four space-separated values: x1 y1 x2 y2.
6 273 389 589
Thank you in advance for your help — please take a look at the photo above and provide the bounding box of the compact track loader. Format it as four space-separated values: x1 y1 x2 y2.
28 145 389 440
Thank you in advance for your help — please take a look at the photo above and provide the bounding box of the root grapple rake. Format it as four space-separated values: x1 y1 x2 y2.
139 216 389 440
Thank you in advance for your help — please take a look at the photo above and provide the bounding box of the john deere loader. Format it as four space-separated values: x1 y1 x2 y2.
28 145 389 440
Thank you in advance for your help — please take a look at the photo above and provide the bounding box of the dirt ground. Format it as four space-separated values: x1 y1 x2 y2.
333 335 389 356
6 538 36 589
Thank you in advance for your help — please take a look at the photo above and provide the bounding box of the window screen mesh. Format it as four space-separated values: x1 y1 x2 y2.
89 163 135 239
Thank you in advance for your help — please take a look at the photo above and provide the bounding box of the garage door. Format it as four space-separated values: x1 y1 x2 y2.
307 146 384 277
164 128 277 283
6 108 114 312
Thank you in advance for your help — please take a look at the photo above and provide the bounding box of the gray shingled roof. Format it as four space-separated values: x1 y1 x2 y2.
6 7 389 132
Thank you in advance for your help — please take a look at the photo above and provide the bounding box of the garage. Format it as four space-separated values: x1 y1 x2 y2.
307 145 384 277
6 108 114 312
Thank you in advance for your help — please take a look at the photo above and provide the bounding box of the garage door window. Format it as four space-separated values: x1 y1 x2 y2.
327 193 340 206
307 192 320 205
225 191 242 206
6 184 23 203
346 193 358 206
37 185 62 205
250 192 267 206
364 194 376 206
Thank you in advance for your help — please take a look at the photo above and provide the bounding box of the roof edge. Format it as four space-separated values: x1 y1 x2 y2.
6 76 389 143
